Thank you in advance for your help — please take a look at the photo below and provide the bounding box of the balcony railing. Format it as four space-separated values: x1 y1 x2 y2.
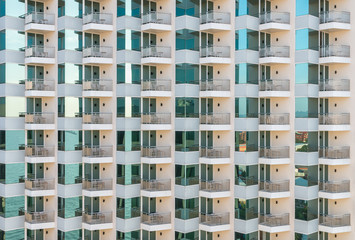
200 146 230 158
25 210 55 224
82 178 113 191
25 112 55 124
83 112 112 124
200 46 230 58
259 46 290 58
83 46 113 58
320 11 350 24
260 12 290 24
320 45 350 58
259 146 289 159
117 176 141 185
142 46 171 58
319 214 350 227
25 178 55 191
319 180 350 193
259 113 290 125
25 46 55 58
142 79 171 91
200 79 230 91
175 176 199 186
142 212 171 225
200 113 230 125
319 79 350 92
117 207 140 219
200 179 230 192
259 213 289 227
25 79 54 91
319 146 350 159
82 211 113 224
141 146 171 158
200 11 231 24
25 12 55 25
235 176 258 186
200 212 230 226
235 207 258 220
142 12 171 25
83 79 113 91
142 179 171 191
25 145 55 157
319 113 350 125
259 180 290 192
175 208 199 219
141 112 171 124
82 145 113 158
83 13 113 25
259 79 290 92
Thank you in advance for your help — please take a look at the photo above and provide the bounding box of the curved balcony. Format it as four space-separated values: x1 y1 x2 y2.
259 46 290 64
141 12 172 33
141 212 172 231
259 213 290 233
83 79 113 97
82 112 112 130
141 112 171 130
259 113 290 131
319 113 350 131
319 214 351 234
25 178 55 196
141 79 171 97
25 12 55 32
259 180 290 198
200 179 230 198
319 180 350 199
200 113 231 131
199 146 230 164
82 211 113 230
200 212 230 232
200 79 230 97
319 79 350 97
319 146 350 165
25 46 55 64
25 145 55 163
200 11 231 32
83 13 113 32
141 179 171 197
259 79 290 97
83 46 113 64
141 46 172 65
259 146 290 165
82 178 113 197
200 46 231 64
25 79 55 97
25 210 55 229
259 12 290 32
82 145 113 163
319 45 350 64
25 112 55 130
319 11 350 31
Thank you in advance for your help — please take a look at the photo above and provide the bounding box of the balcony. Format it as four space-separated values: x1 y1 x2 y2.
83 13 113 32
82 145 113 163
83 79 113 97
200 212 230 232
25 112 55 130
82 178 113 197
318 113 350 131
200 113 231 131
141 79 172 97
200 46 231 64
25 12 55 32
319 45 350 64
259 12 291 32
259 146 290 165
82 112 113 130
259 113 290 131
319 180 350 199
259 46 290 64
141 212 171 231
199 146 230 164
319 11 351 32
319 214 351 234
25 145 55 163
141 112 171 130
259 213 290 233
25 46 55 64
141 179 171 197
83 46 113 64
200 79 231 97
25 210 55 230
259 180 290 198
319 146 350 165
141 146 171 164
200 179 230 198
259 79 290 98
25 178 55 196
319 79 350 98
141 12 172 33
141 46 172 65
200 11 231 33
25 79 55 97
82 211 113 230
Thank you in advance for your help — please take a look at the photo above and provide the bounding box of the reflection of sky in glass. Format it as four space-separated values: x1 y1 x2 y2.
64 97 80 117
295 63 308 84
6 30 25 51
64 131 81 151
5 196 24 217
295 98 308 118
5 130 24 150
6 64 25 84
65 64 81 84
4 0 25 17
6 163 25 184
236 29 247 50
296 0 309 16
5 97 25 117
65 30 81 51
65 0 81 17
296 29 308 50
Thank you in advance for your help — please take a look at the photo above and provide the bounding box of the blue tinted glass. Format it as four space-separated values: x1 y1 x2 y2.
117 64 125 83
296 0 309 16
295 63 308 84
296 29 309 50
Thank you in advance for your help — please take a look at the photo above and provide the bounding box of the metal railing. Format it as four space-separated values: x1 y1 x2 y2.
320 45 350 58
200 179 230 192
142 79 171 91
83 13 113 25
141 146 171 158
259 113 290 125
141 179 171 191
200 46 230 58
320 11 350 24
200 212 230 225
25 178 55 191
319 79 350 92
200 146 230 158
82 178 112 191
259 79 290 92
83 79 113 91
319 214 350 227
200 79 230 91
259 180 290 192
260 12 290 24
25 46 55 58
116 176 141 185
25 145 55 157
175 208 199 219
83 46 113 58
117 207 140 219
82 145 113 158
25 210 55 224
235 176 258 186
25 12 55 25
82 112 112 124
142 12 171 25
200 113 230 125
175 176 199 186
259 146 289 159
319 146 350 159
235 207 258 220
82 211 113 224
259 46 290 58
200 11 231 24
25 112 55 124
259 213 289 227
141 212 171 225
319 113 350 125
142 46 171 58
319 180 350 193
141 112 171 124
25 79 54 91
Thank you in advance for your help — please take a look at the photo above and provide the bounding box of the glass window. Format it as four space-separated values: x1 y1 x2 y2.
117 30 140 51
0 229 24 240
235 131 258 152
235 232 258 240
296 29 319 51
58 64 82 84
295 199 317 221
58 30 82 51
58 197 82 218
235 198 258 220
58 230 82 240
295 63 318 84
175 164 199 186
296 0 319 17
117 0 140 18
0 196 24 218
117 230 140 240
58 0 83 18
0 63 25 84
117 97 140 117
295 98 318 118
58 97 82 117
235 165 258 185
235 29 258 51
0 0 25 18
176 98 199 118
295 232 318 240
117 131 140 151
0 130 25 151
235 98 258 118
175 131 199 151
235 0 258 17
0 163 25 184
176 64 199 84
58 131 82 151
235 63 258 84
295 131 318 152
176 0 199 17
116 197 140 219
117 64 140 84
295 165 318 186
175 198 198 220
0 97 25 117
176 29 199 51
58 164 82 185
117 164 140 185
0 30 25 51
